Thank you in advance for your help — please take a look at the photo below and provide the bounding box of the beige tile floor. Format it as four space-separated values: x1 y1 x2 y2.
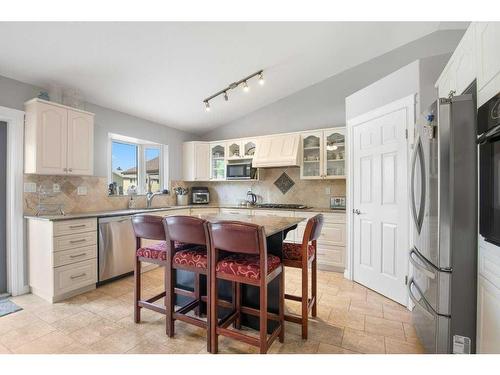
0 267 424 354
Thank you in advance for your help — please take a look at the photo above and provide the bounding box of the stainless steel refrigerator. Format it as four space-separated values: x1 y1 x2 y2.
408 94 477 354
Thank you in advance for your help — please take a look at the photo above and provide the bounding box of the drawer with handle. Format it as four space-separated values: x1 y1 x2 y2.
53 245 97 267
53 259 97 296
53 232 97 252
53 218 97 236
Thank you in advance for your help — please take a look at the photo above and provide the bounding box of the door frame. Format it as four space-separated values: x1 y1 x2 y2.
0 105 28 296
345 95 416 296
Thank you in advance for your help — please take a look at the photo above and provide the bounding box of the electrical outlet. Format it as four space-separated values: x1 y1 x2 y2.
24 182 37 193
324 187 331 195
53 183 61 193
77 186 88 196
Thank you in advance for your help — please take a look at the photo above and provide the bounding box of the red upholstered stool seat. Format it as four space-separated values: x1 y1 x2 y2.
282 242 315 261
173 246 208 269
136 241 200 261
216 254 281 280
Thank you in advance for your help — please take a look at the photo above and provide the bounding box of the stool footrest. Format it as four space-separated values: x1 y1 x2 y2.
284 293 302 302
145 291 166 304
217 327 260 347
138 300 166 315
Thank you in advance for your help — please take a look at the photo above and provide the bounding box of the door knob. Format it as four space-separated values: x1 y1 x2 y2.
353 209 362 215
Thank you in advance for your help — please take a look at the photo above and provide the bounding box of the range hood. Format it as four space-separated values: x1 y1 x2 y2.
252 134 301 168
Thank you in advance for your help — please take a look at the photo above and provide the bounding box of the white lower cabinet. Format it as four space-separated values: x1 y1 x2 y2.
477 241 500 353
190 207 220 215
220 208 253 215
27 217 98 303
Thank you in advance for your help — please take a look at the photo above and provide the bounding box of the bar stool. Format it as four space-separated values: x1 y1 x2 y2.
163 215 211 351
131 214 199 328
208 221 285 354
281 214 323 339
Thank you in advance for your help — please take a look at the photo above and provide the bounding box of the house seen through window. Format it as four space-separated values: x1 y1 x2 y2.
109 135 165 196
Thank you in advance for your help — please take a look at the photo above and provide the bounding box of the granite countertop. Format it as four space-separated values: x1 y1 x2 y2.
24 204 346 221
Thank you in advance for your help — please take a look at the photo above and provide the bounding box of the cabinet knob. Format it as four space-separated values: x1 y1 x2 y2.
68 168 73 172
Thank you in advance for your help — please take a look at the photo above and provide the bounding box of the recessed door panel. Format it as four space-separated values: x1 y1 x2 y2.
381 223 397 277
382 152 397 204
360 156 373 203
360 219 373 267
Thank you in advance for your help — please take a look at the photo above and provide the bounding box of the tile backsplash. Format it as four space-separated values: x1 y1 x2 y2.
188 167 346 209
23 167 346 215
23 175 176 215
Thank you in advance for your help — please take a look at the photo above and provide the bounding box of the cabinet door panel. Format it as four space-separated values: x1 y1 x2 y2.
67 110 94 175
37 102 68 174
476 22 500 90
477 275 500 353
194 143 210 181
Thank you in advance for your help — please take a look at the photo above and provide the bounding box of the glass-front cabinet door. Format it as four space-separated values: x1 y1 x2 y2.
300 132 322 179
210 143 226 180
227 141 241 159
323 128 346 178
242 140 256 159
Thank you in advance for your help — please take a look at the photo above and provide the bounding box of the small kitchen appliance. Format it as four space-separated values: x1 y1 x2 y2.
192 187 210 204
226 161 257 180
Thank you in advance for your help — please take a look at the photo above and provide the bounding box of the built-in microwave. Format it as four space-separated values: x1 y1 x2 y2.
226 161 256 180
478 91 500 246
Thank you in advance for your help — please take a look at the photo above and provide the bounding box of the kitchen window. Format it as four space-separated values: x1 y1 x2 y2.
108 134 168 195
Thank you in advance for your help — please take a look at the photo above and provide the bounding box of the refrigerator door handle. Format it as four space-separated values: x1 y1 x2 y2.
408 278 435 320
410 138 426 233
409 248 436 279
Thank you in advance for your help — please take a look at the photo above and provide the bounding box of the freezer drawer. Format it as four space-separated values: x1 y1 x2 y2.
409 278 451 354
409 247 451 315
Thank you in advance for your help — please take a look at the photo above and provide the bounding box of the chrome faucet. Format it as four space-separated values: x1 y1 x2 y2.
146 192 163 208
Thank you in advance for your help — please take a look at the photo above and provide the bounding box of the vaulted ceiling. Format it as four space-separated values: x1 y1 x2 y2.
0 22 467 133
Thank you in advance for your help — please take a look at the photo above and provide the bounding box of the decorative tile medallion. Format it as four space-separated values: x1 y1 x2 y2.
274 172 295 194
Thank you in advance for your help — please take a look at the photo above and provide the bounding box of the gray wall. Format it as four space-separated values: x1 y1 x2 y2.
202 30 463 141
0 121 6 293
0 74 198 180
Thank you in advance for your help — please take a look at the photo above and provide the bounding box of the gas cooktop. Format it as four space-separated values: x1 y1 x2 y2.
256 203 309 209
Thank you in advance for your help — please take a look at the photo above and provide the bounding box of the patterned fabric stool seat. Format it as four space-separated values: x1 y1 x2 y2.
216 254 281 280
173 246 208 269
282 242 315 261
136 241 201 261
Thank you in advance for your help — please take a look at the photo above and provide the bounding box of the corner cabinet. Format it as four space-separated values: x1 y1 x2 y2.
300 128 346 179
24 98 94 176
210 142 226 180
183 142 210 181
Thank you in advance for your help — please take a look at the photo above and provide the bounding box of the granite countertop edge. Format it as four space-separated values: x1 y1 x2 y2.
24 204 346 221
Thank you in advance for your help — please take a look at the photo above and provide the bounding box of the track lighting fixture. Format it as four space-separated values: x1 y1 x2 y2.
202 69 264 111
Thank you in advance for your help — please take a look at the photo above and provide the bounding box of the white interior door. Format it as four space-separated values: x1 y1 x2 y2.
350 96 413 305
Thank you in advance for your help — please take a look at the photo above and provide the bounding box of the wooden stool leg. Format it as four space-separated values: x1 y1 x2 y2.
312 252 318 318
259 281 268 354
279 268 285 343
235 282 241 329
194 274 201 316
166 265 175 337
134 256 141 323
301 262 308 340
210 277 218 353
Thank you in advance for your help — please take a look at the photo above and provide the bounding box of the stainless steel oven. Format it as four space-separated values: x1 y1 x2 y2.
226 161 256 180
478 91 500 246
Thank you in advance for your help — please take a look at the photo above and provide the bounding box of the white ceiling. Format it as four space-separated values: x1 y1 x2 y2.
0 22 467 134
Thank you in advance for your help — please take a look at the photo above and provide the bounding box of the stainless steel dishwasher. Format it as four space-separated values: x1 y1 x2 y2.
98 215 136 283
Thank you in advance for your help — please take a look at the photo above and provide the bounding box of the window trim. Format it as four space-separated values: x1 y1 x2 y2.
107 133 167 195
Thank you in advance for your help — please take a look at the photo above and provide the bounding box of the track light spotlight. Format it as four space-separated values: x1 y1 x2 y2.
224 91 229 101
243 81 249 92
204 101 210 111
258 72 265 85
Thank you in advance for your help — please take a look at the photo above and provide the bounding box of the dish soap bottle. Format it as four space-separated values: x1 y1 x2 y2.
128 195 136 209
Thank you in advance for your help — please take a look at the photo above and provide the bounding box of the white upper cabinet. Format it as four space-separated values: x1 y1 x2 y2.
67 110 94 175
300 128 346 180
24 99 94 176
227 141 242 160
210 142 226 180
253 133 300 168
182 142 210 181
226 139 257 160
242 139 257 159
436 24 476 98
475 22 500 105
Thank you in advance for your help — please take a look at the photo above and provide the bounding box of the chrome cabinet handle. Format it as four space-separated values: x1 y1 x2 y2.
69 224 86 229
407 279 435 320
69 253 87 258
409 248 435 279
69 239 86 244
70 273 87 279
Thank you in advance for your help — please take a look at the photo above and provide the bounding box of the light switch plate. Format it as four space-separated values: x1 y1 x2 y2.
24 182 37 193
53 183 61 193
77 186 88 196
